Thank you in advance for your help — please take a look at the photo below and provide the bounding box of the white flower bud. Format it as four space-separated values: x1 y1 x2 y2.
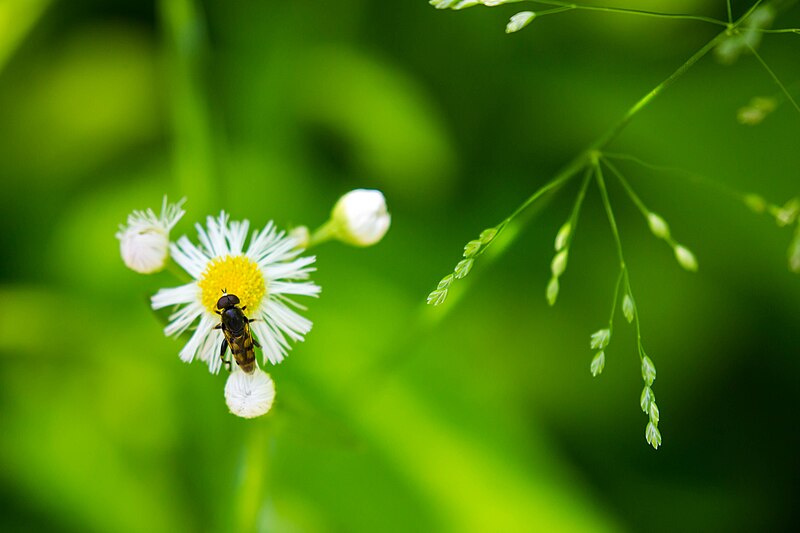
331 189 391 247
590 328 611 350
116 197 185 274
674 245 698 272
647 213 670 240
506 11 535 33
551 250 568 278
554 222 571 251
224 367 276 419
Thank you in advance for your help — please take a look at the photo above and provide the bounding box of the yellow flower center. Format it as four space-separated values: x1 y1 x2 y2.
198 255 266 315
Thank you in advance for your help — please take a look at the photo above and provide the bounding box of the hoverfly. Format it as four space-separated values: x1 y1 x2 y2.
214 292 259 374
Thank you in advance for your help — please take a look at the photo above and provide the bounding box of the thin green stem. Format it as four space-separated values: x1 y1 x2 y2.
595 163 645 356
308 220 337 248
564 167 593 247
602 159 648 218
746 44 800 117
608 269 624 332
591 34 726 151
488 155 588 249
727 0 733 24
602 158 680 247
601 151 763 206
595 163 625 269
531 0 729 26
749 28 800 34
534 6 576 18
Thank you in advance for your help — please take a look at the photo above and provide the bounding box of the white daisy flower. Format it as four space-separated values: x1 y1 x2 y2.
225 366 276 418
116 196 186 274
151 211 320 373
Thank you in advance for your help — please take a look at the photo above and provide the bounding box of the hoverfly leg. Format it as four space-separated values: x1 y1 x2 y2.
219 338 229 371
253 336 261 349
213 323 222 329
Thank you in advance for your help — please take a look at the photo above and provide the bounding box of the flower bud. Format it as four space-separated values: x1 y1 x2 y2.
674 245 698 272
225 367 276 419
554 222 571 251
551 250 568 278
506 11 535 33
331 189 391 246
590 328 611 350
640 386 654 413
647 213 670 240
590 351 605 377
622 294 635 323
546 277 559 306
116 197 185 274
645 421 662 449
641 355 656 386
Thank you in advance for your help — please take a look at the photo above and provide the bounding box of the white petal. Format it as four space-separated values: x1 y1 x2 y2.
251 318 289 365
263 299 312 341
269 280 321 298
224 367 275 418
163 302 204 337
226 219 250 256
264 256 316 281
151 283 198 309
171 236 209 279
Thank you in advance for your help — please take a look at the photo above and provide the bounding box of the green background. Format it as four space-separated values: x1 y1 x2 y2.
1 0 798 531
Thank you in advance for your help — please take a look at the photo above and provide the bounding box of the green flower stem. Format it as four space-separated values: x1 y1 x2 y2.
602 158 679 248
601 152 784 215
485 155 588 258
235 421 271 533
595 163 645 358
533 6 577 19
564 167 593 249
308 220 338 248
159 0 217 214
746 43 800 118
530 0 729 27
750 28 800 34
608 269 624 334
727 0 733 24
